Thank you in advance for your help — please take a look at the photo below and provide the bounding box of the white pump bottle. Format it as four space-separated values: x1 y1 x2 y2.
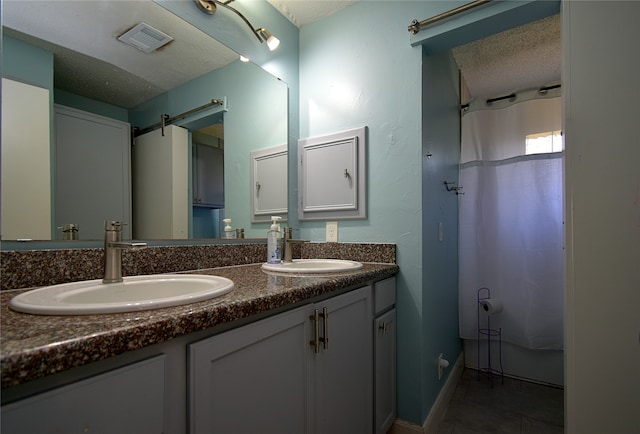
266 216 282 264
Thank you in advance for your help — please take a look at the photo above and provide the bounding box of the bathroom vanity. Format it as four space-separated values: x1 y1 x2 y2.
0 253 397 434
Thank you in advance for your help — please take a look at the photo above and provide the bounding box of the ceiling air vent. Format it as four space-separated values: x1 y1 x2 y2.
117 22 173 53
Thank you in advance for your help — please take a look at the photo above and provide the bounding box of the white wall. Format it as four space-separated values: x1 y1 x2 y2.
563 2 640 432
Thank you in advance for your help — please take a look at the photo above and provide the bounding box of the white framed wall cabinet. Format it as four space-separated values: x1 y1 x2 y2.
250 144 288 223
298 126 367 221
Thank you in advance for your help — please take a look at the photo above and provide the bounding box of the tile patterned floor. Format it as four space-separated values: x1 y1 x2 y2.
437 368 564 434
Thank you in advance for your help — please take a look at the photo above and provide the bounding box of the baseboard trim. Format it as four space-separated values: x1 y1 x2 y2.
388 352 464 434
423 352 464 433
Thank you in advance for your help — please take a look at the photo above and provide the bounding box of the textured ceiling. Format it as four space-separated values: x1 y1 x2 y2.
268 0 358 28
452 14 561 100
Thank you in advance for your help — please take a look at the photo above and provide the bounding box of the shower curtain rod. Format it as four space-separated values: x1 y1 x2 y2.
134 98 224 137
408 0 492 35
460 84 562 110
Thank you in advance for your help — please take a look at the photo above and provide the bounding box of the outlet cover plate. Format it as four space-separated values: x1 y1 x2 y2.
326 221 338 242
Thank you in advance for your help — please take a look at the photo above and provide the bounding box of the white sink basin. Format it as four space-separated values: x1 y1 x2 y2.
9 274 234 316
261 259 363 273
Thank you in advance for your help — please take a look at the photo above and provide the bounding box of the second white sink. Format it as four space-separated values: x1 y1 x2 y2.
9 274 234 316
261 259 363 273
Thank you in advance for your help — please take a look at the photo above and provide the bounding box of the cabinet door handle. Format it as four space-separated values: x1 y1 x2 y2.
320 307 329 350
379 322 388 334
310 309 320 354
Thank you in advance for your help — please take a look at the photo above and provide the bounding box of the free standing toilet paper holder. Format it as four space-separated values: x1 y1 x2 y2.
477 287 504 387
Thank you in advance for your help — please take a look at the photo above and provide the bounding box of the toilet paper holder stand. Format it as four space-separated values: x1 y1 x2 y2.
477 287 504 387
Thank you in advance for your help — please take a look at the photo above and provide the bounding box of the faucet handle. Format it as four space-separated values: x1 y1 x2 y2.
104 221 124 231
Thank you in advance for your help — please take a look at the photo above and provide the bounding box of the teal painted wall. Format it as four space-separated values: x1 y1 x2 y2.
55 89 128 122
298 1 464 425
421 48 462 419
2 36 53 89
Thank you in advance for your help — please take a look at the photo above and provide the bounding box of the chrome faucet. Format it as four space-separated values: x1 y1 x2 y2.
283 227 309 263
103 221 146 283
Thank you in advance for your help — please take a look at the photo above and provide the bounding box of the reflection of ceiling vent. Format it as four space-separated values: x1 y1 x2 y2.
117 22 173 53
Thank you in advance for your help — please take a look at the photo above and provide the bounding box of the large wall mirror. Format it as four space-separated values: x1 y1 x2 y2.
1 0 288 244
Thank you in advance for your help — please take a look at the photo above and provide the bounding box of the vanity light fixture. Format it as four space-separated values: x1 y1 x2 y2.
193 0 280 51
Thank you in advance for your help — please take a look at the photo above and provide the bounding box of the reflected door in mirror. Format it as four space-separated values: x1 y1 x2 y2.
54 105 131 240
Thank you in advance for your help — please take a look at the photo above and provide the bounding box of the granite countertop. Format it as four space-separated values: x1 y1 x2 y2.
1 262 398 389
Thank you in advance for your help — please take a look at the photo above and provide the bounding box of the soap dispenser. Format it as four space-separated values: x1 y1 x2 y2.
267 216 282 264
223 218 235 239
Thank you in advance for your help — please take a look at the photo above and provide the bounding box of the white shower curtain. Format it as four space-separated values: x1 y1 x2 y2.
458 93 564 350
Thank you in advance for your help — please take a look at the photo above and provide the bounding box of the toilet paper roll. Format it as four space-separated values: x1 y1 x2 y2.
479 298 503 315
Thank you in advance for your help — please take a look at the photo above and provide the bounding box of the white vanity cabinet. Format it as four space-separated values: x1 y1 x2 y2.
189 285 373 434
1 276 396 434
373 277 397 434
1 355 166 434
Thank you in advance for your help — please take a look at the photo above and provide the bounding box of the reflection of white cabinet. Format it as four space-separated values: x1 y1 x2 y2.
298 126 367 221
193 143 224 208
250 145 288 223
1 78 51 240
1 356 166 433
133 125 189 239
189 286 372 434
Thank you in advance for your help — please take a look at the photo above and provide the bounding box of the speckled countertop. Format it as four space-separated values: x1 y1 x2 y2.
1 262 398 389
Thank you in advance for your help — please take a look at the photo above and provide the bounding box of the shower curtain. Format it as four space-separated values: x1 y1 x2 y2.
458 91 564 350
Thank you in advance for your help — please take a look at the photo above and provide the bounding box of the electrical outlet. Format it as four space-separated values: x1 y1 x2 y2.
326 221 338 242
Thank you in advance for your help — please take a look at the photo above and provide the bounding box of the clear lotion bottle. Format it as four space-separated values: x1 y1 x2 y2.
267 216 282 264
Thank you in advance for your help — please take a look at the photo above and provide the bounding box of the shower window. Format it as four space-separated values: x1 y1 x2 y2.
525 130 563 155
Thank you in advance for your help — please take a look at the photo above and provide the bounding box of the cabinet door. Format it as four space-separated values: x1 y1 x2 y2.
55 104 131 239
310 286 372 434
374 308 396 434
1 355 166 434
250 145 287 223
298 126 367 221
193 143 224 207
190 305 310 434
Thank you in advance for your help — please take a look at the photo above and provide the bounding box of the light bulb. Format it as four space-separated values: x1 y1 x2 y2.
266 35 280 51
